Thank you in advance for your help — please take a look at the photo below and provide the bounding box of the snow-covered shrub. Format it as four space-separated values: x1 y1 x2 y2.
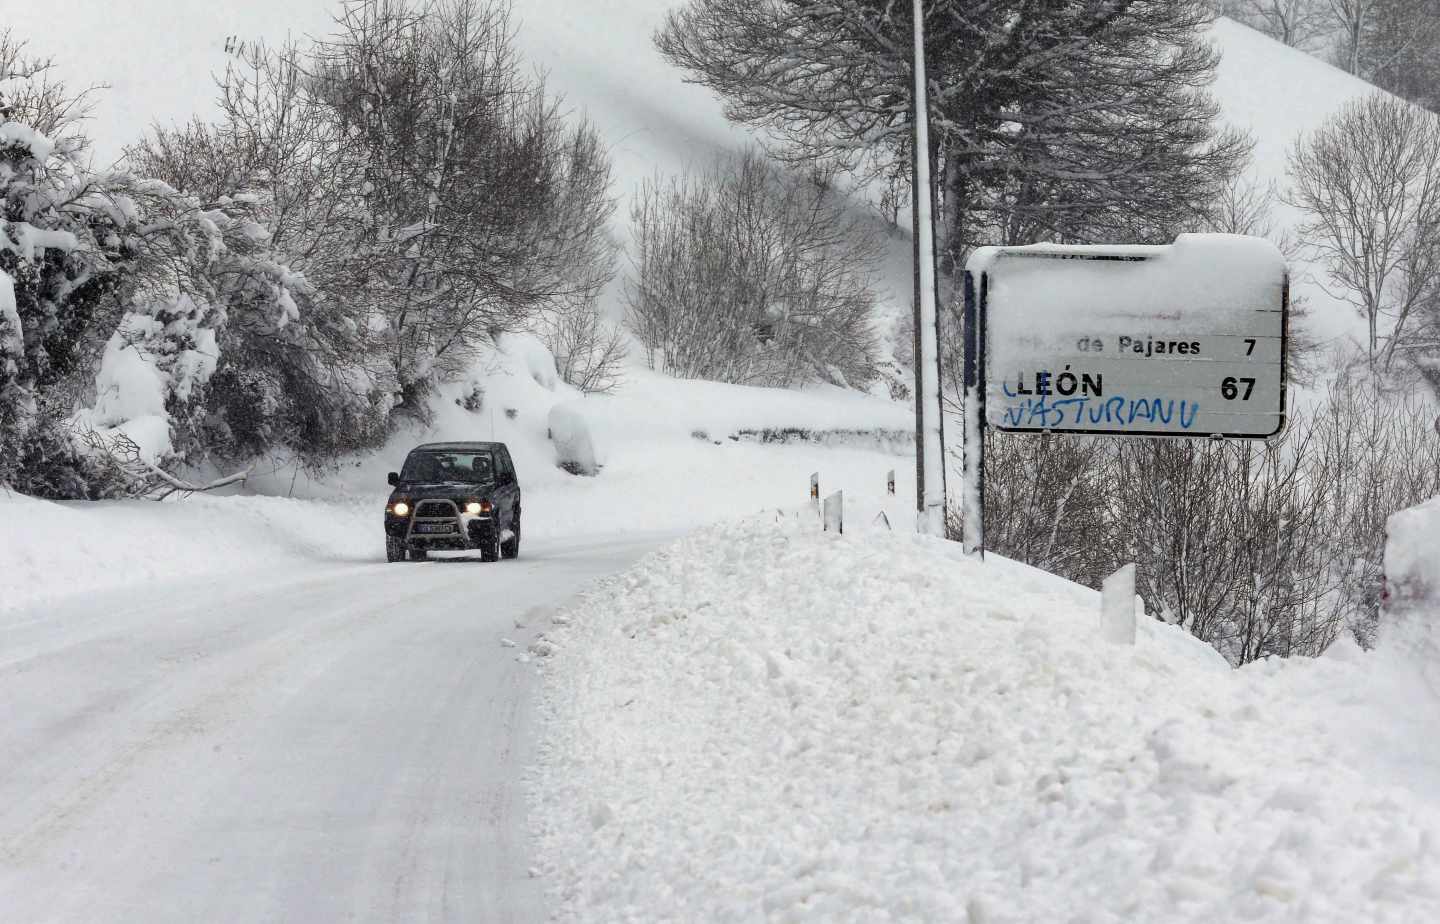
1 33 386 495
625 149 880 389
966 374 1440 664
0 104 134 494
534 303 627 394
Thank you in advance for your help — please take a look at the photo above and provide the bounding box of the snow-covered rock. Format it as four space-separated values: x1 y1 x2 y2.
547 401 602 476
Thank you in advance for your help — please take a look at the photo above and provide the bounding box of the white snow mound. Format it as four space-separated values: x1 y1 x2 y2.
533 516 1440 923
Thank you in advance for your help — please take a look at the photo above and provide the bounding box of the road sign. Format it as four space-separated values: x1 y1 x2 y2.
967 234 1288 439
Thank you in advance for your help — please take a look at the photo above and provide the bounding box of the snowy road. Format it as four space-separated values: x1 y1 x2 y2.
0 533 662 923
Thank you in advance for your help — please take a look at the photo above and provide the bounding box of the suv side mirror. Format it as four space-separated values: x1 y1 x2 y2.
387 471 400 486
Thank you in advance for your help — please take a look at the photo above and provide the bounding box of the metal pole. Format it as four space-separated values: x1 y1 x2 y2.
912 0 947 537
962 270 986 557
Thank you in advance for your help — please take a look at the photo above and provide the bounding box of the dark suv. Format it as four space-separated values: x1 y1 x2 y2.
384 442 521 563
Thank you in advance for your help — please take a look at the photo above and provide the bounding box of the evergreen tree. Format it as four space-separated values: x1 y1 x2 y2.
657 0 1250 272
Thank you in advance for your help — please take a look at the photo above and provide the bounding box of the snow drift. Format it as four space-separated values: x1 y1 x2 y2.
531 517 1440 922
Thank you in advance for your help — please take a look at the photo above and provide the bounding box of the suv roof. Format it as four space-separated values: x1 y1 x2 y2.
409 441 508 453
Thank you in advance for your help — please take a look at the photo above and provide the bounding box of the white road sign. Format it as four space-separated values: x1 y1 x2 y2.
966 234 1288 438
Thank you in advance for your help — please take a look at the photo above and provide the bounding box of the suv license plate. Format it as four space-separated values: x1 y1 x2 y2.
415 523 454 534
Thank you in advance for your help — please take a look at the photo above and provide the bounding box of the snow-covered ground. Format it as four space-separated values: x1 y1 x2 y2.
530 516 1440 923
0 530 665 923
5 8 1439 924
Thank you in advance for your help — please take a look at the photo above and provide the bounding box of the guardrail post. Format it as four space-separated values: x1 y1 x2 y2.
810 472 820 516
823 491 844 534
886 469 896 495
1101 563 1138 645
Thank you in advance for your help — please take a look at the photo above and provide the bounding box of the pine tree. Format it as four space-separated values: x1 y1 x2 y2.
657 0 1249 271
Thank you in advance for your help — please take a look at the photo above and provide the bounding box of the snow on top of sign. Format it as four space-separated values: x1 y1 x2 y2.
970 234 1286 335
967 233 1283 280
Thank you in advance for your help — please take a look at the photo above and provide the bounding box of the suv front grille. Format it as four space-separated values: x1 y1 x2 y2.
415 500 457 518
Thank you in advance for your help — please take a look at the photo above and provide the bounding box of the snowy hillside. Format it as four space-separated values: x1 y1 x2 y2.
1209 17 1391 352
518 7 1390 373
531 517 1440 922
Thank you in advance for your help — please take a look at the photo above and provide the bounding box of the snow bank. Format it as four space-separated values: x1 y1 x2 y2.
0 490 374 616
532 517 1440 922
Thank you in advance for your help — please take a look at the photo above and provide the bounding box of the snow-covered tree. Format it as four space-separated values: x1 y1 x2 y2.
1 31 330 495
626 150 880 388
0 110 131 495
657 0 1250 271
1286 93 1440 375
1231 0 1328 50
308 0 617 412
130 1 617 452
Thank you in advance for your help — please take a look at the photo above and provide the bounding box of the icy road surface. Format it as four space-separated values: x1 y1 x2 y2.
0 533 662 923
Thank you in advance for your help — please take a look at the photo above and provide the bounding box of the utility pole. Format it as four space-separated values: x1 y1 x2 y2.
912 0 947 537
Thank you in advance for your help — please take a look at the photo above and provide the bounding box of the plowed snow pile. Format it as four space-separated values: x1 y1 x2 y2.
532 518 1440 923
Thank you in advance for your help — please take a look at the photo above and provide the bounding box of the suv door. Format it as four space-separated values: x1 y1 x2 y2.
497 447 520 523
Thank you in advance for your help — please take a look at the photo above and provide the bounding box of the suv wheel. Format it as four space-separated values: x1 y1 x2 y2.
501 513 521 560
480 528 500 563
386 536 404 563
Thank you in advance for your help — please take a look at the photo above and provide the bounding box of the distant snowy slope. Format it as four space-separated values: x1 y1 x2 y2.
1209 17 1389 352
509 0 754 211
1210 17 1381 193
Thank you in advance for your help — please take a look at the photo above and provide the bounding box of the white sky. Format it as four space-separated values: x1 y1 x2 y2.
2 0 743 180
3 1 341 165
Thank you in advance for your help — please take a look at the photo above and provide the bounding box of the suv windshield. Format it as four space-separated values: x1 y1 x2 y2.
400 450 495 484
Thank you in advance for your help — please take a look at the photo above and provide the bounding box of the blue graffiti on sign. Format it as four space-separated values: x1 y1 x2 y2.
998 395 1200 430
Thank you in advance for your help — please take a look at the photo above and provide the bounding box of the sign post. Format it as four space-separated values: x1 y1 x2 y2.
962 234 1289 556
910 0 946 537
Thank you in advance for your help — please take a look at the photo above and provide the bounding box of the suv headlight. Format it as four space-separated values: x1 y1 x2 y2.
392 501 410 516
465 501 483 515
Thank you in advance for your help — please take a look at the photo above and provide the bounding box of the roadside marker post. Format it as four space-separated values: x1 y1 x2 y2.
1101 564 1139 646
823 491 844 535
